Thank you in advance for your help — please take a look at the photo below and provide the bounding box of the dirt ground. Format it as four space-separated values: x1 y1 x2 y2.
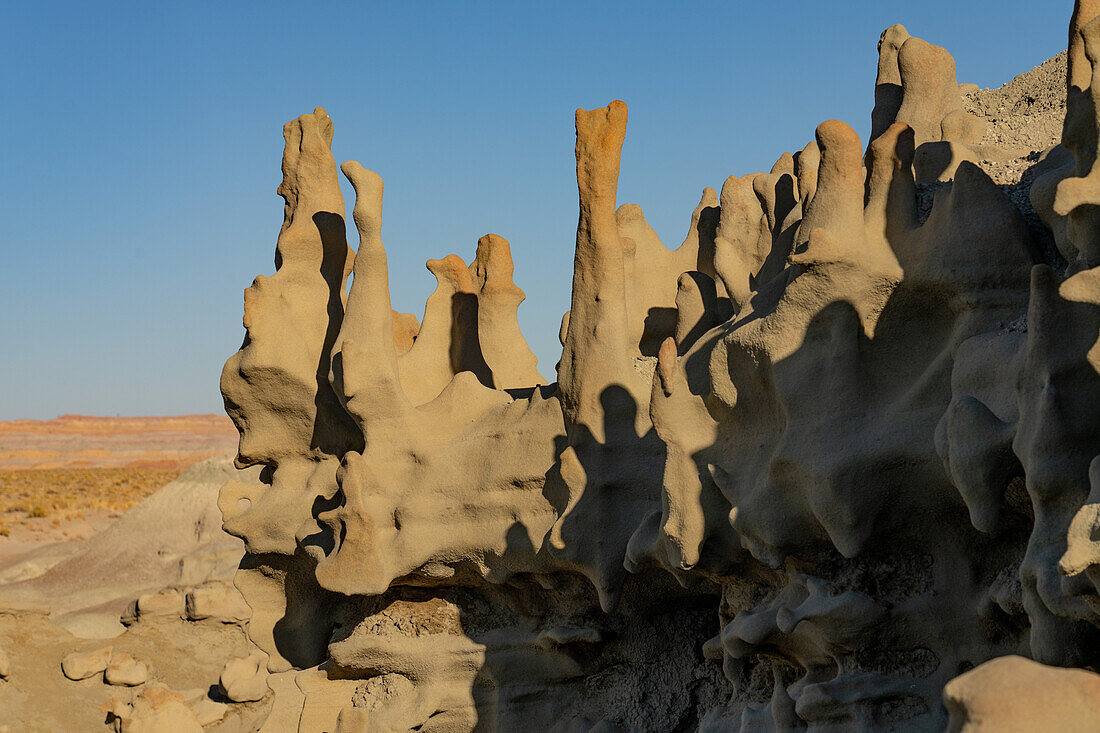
0 468 181 542
0 414 239 551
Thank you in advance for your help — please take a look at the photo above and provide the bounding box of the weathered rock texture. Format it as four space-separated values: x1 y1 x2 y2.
221 5 1100 731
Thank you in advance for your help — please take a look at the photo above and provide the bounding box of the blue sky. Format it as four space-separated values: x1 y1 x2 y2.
0 1 1066 419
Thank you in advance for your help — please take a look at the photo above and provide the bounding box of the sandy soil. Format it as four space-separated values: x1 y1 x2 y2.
0 452 268 730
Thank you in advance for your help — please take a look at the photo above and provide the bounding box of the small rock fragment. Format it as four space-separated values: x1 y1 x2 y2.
105 652 149 686
0 647 9 679
103 684 203 733
185 581 251 623
219 651 269 702
61 646 112 681
136 589 184 620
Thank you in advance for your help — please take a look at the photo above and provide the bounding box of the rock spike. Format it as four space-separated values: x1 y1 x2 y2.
558 99 633 435
336 161 412 427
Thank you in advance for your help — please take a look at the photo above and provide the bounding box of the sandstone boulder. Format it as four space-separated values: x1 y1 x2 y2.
219 651 269 702
945 656 1100 732
105 651 149 686
185 581 251 623
61 645 112 681
136 589 184 620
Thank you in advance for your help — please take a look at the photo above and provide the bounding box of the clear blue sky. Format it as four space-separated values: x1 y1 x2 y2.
0 1 1066 419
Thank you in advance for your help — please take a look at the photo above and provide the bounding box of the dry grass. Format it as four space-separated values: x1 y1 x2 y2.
0 467 182 535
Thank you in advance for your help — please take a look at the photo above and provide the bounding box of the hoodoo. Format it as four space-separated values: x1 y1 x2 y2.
219 4 1100 730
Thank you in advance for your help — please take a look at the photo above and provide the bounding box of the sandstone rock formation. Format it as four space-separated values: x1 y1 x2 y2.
105 652 150 687
219 650 270 703
220 4 1100 731
943 655 1100 732
103 684 205 733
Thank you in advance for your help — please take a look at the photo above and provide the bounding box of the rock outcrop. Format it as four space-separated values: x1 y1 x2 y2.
220 4 1100 731
103 684 204 733
943 656 1100 732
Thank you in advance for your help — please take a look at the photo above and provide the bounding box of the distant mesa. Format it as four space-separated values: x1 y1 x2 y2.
0 414 238 471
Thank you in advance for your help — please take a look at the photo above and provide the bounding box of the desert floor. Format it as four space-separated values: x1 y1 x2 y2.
0 415 272 731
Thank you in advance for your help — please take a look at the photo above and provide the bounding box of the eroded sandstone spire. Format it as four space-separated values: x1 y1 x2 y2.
220 7 1100 730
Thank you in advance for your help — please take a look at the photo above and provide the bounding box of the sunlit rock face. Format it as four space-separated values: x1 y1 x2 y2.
221 4 1100 730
